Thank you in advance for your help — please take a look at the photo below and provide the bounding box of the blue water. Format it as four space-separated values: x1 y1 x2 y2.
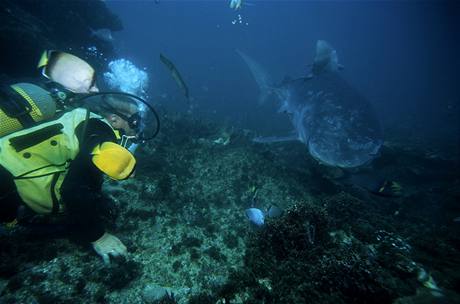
1 2 459 302
107 1 459 143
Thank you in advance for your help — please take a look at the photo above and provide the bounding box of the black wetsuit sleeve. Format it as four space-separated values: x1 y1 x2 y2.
60 118 117 243
0 165 21 223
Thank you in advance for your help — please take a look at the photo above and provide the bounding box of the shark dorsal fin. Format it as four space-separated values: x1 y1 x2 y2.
311 40 340 75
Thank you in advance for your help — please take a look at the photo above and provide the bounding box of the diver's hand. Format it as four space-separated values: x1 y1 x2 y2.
91 232 127 264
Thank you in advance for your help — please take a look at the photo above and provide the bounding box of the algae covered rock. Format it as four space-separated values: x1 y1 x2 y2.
0 0 121 78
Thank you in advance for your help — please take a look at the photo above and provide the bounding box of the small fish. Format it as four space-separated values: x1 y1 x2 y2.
245 205 283 227
453 217 460 222
229 0 255 10
417 268 444 297
90 28 114 43
245 208 265 226
160 53 190 104
267 205 283 218
229 0 243 10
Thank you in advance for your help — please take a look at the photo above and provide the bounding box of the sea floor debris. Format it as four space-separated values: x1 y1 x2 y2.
0 115 459 303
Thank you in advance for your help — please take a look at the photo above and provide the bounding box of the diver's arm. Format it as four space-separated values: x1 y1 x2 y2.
60 147 107 243
61 118 117 243
0 165 21 224
62 118 128 263
75 118 118 150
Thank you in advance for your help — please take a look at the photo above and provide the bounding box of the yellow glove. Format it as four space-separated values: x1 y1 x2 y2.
91 232 127 264
91 142 136 181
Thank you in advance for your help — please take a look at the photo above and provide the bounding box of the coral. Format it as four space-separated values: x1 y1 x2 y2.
187 293 215 304
204 246 227 262
142 284 177 304
1 110 459 303
223 233 239 249
98 259 142 290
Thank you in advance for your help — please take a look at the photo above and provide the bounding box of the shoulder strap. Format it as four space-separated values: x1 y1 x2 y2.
0 85 34 127
78 108 91 146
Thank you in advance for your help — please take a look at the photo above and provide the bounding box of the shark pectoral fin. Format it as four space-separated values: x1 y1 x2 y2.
252 134 299 143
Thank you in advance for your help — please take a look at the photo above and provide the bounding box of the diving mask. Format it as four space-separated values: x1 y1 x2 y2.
76 92 160 143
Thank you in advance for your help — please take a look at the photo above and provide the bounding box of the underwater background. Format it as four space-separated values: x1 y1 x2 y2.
0 1 459 303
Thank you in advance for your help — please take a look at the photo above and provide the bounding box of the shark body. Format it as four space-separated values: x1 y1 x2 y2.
239 41 383 168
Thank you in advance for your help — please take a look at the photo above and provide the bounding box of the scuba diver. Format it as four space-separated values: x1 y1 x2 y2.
0 51 159 264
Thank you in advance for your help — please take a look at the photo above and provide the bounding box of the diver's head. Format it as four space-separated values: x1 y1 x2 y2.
80 92 160 146
99 94 141 137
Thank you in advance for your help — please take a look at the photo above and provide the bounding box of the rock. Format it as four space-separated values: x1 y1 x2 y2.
0 0 122 78
0 279 7 296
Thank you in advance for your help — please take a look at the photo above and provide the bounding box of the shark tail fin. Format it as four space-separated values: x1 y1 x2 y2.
236 49 274 105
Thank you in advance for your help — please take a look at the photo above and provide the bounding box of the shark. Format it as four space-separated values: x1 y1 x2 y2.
237 40 383 168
